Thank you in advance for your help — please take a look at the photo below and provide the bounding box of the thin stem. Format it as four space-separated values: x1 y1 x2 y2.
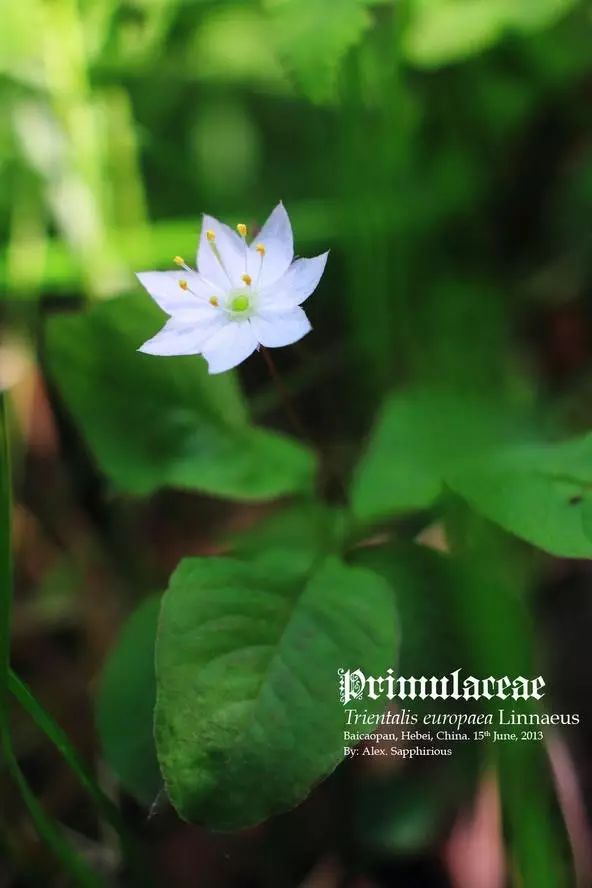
259 346 309 442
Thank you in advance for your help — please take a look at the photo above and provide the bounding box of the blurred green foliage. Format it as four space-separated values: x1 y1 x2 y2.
3 0 592 884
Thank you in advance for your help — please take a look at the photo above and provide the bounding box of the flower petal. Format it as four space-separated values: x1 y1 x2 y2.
251 306 312 348
201 320 258 374
253 202 294 287
138 315 227 356
136 270 216 317
257 202 293 255
261 252 329 307
197 215 245 288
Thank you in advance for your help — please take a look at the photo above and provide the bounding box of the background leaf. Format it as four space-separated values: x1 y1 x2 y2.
350 388 518 524
45 295 316 500
227 500 346 559
450 435 592 558
155 551 396 829
96 595 162 805
264 0 388 102
354 543 467 685
403 0 579 67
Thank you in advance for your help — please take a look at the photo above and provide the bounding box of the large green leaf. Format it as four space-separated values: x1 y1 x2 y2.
155 551 396 829
350 388 515 524
449 435 592 558
96 596 162 805
403 0 579 68
44 295 315 500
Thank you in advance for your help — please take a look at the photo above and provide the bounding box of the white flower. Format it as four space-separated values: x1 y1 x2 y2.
136 203 328 374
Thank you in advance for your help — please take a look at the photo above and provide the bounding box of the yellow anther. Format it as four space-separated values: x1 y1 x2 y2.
256 243 266 256
209 295 219 307
236 223 248 238
206 229 216 242
178 279 189 290
174 255 185 266
241 273 252 286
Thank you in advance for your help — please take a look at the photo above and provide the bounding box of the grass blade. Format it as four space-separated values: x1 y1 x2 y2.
8 669 153 885
0 392 103 886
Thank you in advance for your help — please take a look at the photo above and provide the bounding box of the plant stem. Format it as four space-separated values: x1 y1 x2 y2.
259 346 309 442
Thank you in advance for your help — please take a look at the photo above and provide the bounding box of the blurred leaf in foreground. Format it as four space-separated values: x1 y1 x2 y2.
155 551 396 829
45 294 316 500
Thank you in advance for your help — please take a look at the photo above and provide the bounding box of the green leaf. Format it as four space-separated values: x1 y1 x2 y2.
449 434 592 558
354 543 466 683
352 387 592 557
155 551 396 829
96 596 162 805
44 295 315 500
350 388 514 524
265 0 387 103
403 0 579 68
227 500 346 560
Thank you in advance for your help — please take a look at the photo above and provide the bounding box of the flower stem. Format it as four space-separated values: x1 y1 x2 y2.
259 346 309 442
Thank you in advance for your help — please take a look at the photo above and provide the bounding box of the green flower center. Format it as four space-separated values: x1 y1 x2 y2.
231 294 250 313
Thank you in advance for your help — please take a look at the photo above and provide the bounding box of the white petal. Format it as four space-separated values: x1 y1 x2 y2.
136 270 216 317
197 215 246 288
253 202 294 286
202 320 257 373
201 320 258 374
251 307 312 348
285 252 329 304
257 202 293 254
138 315 226 356
261 252 329 308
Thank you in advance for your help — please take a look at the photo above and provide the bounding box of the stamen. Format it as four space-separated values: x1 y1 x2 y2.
206 234 233 285
209 296 219 307
241 273 252 286
174 276 211 306
255 243 266 286
236 222 250 272
174 255 193 273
